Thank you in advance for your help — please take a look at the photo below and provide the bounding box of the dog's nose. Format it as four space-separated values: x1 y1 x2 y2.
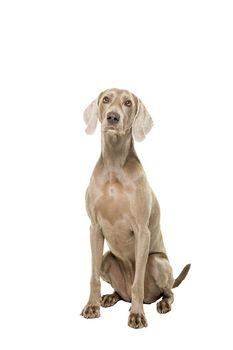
107 111 120 125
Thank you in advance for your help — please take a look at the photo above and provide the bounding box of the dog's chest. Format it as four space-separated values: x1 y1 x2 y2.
95 178 132 226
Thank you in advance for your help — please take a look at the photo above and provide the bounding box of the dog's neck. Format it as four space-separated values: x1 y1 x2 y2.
100 130 138 171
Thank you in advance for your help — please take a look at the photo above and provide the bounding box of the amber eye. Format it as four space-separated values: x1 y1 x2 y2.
124 99 132 107
103 96 110 103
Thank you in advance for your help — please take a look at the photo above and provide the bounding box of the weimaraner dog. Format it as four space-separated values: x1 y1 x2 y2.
81 88 190 328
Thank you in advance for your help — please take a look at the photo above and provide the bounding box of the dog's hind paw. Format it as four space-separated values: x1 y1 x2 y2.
101 292 121 308
157 299 171 314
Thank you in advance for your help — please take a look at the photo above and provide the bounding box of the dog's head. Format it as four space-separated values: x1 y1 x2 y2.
84 88 153 141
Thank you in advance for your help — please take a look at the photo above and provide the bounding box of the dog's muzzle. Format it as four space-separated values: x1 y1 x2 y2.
106 112 120 125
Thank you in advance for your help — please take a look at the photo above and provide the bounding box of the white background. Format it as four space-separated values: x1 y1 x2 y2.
0 0 233 348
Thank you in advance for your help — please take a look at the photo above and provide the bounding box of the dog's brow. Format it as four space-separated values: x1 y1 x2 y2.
121 95 131 101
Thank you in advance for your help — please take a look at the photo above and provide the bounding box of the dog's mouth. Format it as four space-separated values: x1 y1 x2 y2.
103 125 119 133
102 125 130 138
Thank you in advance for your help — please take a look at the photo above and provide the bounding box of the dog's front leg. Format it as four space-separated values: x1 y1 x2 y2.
128 227 150 328
81 224 104 319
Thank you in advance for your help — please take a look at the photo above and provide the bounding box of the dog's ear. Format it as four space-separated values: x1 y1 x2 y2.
132 99 153 142
83 99 98 134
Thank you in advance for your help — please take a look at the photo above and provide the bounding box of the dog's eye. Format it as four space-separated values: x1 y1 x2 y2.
124 100 132 107
103 96 110 104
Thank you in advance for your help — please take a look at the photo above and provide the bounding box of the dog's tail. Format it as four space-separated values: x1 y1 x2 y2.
172 264 191 288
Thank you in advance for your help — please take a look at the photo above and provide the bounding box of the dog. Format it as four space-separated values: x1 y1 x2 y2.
81 88 190 328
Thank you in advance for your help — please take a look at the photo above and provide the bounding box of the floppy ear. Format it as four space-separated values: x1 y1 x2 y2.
132 99 153 141
83 99 98 134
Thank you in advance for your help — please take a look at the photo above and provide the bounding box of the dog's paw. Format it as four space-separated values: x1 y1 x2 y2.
157 299 171 314
128 312 148 329
101 292 121 308
80 304 100 319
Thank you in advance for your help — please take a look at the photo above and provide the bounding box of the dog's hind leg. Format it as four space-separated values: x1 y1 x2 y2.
156 289 174 314
100 251 132 305
156 264 191 313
